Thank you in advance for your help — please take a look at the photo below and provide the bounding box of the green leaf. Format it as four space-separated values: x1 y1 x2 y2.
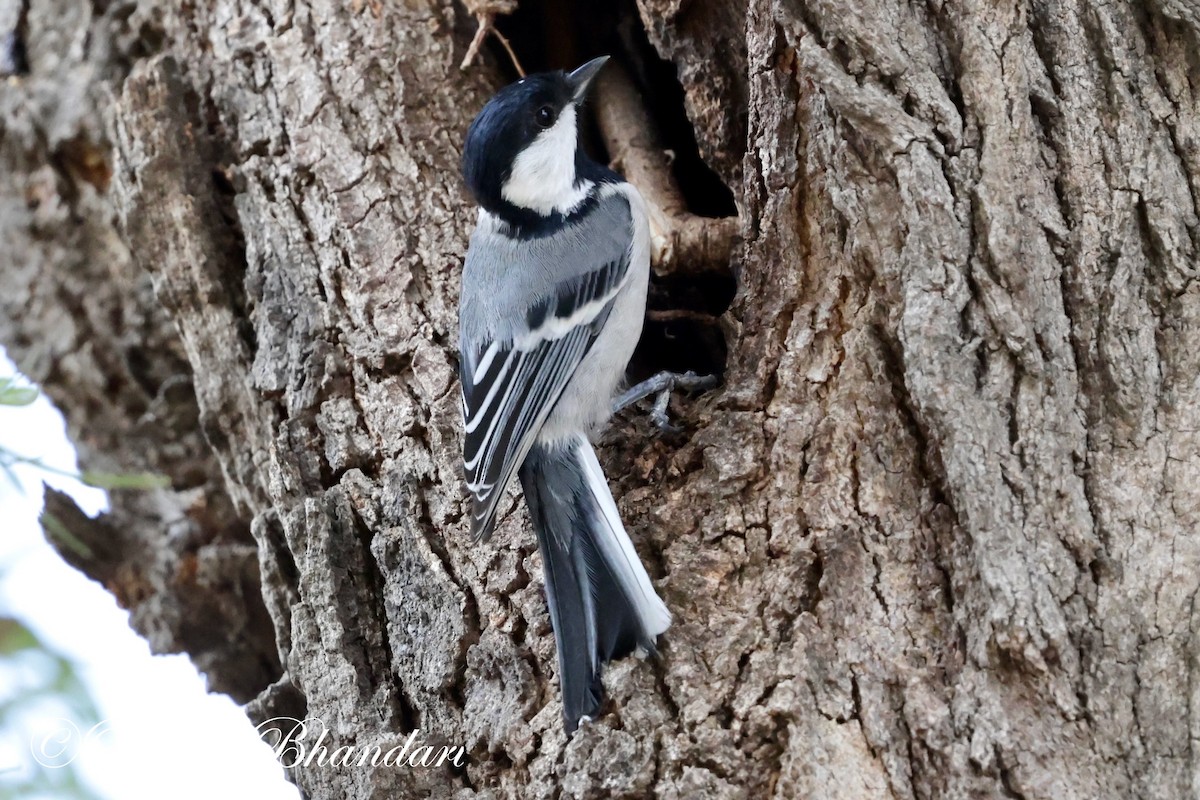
80 470 170 490
0 613 104 799
0 616 40 654
0 377 39 406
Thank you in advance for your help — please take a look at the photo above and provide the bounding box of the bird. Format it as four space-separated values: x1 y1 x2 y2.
458 55 672 734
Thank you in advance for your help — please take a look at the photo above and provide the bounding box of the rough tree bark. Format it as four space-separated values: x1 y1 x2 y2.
2 0 1198 797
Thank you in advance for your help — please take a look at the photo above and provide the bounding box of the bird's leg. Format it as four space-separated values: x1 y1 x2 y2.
613 371 718 432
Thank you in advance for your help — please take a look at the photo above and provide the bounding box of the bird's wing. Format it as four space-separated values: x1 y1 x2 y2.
461 242 631 542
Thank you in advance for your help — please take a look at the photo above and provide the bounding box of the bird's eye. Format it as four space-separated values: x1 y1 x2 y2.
535 105 556 128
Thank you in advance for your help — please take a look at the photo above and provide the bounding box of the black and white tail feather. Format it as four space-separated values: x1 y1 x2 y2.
459 55 670 733
520 436 671 731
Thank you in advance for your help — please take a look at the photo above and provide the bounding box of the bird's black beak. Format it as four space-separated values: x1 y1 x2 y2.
567 56 610 103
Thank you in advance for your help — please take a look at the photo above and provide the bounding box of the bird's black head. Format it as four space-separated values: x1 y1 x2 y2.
462 56 612 229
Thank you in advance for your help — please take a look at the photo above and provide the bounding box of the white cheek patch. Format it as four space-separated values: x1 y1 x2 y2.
502 105 593 216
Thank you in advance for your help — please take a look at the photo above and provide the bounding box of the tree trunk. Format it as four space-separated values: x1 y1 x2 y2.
2 0 1198 797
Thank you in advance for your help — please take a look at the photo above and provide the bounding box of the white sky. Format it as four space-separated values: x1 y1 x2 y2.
0 350 298 800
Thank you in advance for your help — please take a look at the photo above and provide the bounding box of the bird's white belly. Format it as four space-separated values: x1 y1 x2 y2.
537 272 647 444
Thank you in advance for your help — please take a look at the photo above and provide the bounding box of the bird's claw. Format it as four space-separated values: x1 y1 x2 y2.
613 370 718 433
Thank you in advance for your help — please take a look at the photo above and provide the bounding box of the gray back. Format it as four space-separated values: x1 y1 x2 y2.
460 192 632 346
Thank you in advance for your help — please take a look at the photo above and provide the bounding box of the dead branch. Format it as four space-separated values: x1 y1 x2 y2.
592 63 739 275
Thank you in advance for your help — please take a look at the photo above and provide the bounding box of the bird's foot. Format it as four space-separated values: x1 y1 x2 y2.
613 371 718 433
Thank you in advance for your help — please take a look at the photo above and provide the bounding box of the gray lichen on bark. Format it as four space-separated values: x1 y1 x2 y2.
1 0 1198 797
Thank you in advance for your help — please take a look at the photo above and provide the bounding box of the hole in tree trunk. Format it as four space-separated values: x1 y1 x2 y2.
629 270 735 383
484 0 738 385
